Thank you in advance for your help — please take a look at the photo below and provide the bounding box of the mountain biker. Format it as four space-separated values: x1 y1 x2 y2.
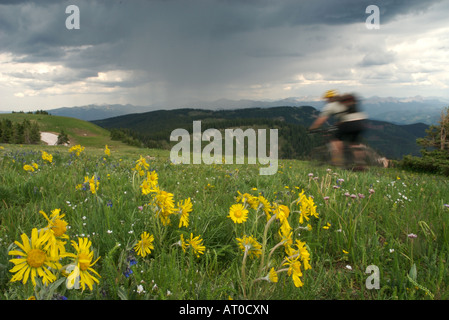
309 90 367 167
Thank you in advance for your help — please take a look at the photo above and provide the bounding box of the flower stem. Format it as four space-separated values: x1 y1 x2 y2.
267 240 286 267
258 214 276 276
241 246 249 299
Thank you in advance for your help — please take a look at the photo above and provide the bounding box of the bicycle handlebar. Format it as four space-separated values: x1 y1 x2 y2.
308 125 338 135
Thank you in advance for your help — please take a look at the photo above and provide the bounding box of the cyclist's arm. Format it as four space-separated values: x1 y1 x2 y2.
309 115 329 130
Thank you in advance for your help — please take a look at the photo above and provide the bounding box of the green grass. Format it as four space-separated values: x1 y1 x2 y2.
0 113 133 148
1 142 448 300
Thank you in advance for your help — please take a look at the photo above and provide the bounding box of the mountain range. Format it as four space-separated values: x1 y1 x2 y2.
40 96 448 160
47 96 448 125
91 106 429 160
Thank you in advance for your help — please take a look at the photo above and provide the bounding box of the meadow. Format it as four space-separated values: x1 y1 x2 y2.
1 142 448 300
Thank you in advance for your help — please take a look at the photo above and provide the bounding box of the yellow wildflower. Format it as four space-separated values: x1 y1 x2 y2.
272 203 291 235
182 233 206 258
322 222 331 230
228 203 249 224
177 197 192 228
258 195 272 219
283 256 303 287
278 227 293 247
272 203 290 224
294 240 311 271
41 151 53 163
8 228 60 287
84 175 99 194
40 209 69 257
134 155 149 176
69 145 85 157
180 234 188 252
236 235 262 259
63 237 101 291
140 170 158 195
268 267 278 283
236 191 259 209
150 187 176 225
297 190 318 224
23 164 35 172
134 232 155 257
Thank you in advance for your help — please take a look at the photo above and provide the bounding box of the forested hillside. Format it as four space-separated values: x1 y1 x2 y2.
92 106 428 160
0 118 41 144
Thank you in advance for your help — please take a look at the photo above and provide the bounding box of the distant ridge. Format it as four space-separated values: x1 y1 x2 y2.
48 104 153 121
92 106 429 159
47 96 448 125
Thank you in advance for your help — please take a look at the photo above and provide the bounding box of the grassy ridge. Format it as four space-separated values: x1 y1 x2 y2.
0 113 131 148
1 141 448 300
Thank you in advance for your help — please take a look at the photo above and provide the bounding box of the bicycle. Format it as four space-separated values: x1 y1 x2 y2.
308 125 370 171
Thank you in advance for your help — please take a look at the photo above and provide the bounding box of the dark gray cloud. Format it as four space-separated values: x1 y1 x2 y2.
1 0 441 57
0 0 447 109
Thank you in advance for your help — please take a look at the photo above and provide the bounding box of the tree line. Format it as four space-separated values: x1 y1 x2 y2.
398 106 449 175
11 110 50 115
109 118 325 160
0 118 41 144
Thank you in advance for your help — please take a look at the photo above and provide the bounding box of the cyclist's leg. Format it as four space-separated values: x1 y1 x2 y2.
331 126 345 166
329 139 344 166
349 121 366 165
347 131 366 168
339 121 365 167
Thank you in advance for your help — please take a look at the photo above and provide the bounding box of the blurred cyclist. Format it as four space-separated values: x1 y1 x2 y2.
309 90 367 167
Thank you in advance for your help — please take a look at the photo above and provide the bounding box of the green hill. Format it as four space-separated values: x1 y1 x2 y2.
92 106 319 131
0 112 129 149
92 106 429 160
92 107 321 160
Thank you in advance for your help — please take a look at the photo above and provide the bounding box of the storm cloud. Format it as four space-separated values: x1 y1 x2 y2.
0 0 448 110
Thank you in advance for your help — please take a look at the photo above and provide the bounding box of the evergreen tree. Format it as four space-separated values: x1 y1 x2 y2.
57 129 70 145
22 119 32 144
12 122 25 144
0 118 41 144
398 106 449 175
28 121 41 144
417 106 449 151
0 119 13 143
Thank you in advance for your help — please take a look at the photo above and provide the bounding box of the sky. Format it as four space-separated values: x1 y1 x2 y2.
0 0 449 111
